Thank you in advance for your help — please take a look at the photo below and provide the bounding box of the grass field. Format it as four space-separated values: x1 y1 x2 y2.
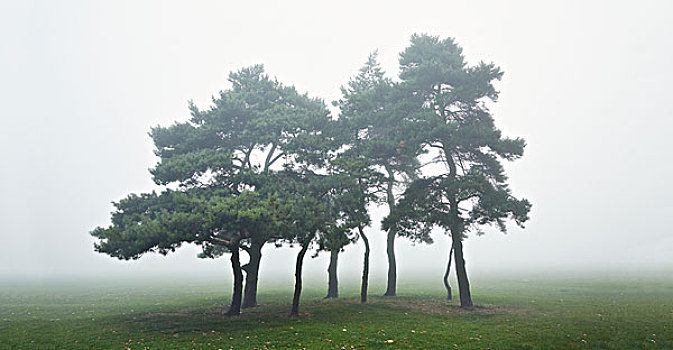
1 274 672 349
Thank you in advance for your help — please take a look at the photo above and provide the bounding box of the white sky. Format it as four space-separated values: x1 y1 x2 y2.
1 0 672 284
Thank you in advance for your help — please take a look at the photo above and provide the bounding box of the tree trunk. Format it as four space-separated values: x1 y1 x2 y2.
452 236 472 308
443 242 454 300
383 167 397 297
242 240 264 308
359 226 370 303
225 241 243 316
445 150 472 307
383 229 397 296
324 250 339 299
290 243 310 317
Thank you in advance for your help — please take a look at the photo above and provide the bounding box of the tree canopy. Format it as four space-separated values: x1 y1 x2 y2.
386 34 531 307
92 65 335 313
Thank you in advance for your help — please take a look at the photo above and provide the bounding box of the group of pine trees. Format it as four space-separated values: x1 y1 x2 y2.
91 34 531 316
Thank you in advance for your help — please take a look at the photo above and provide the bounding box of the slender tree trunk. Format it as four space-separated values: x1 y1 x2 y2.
359 226 370 303
383 229 397 296
242 239 264 308
452 236 472 308
324 250 339 299
290 243 310 317
443 242 454 300
383 166 397 297
225 241 243 316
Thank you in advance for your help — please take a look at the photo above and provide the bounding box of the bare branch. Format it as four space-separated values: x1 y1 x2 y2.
269 151 285 168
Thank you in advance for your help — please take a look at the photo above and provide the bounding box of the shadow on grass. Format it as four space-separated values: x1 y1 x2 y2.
95 293 515 338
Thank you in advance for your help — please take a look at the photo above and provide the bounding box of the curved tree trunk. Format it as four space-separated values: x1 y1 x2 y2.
452 236 472 308
446 150 472 308
225 240 243 316
383 167 397 297
242 239 264 308
324 250 339 299
383 229 397 296
290 243 310 317
443 242 454 300
359 226 370 303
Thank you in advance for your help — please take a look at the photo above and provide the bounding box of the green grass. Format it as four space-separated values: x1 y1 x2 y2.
1 275 672 349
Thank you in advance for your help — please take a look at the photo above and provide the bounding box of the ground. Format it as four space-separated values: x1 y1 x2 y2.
1 273 672 349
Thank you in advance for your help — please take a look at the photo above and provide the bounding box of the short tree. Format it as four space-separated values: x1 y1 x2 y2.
203 191 291 315
91 188 289 315
265 172 360 317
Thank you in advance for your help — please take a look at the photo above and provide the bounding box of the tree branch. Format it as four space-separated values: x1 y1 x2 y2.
211 237 233 246
244 144 255 170
263 142 277 173
456 153 467 174
269 151 285 168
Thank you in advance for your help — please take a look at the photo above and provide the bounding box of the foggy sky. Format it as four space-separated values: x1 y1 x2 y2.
1 0 672 283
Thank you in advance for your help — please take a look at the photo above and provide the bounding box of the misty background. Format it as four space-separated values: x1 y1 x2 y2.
1 1 672 285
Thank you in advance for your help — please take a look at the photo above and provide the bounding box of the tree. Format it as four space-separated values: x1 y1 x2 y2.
326 150 377 303
92 65 331 313
335 52 428 297
314 169 370 300
91 188 289 315
265 172 359 317
203 191 291 315
283 179 325 317
313 146 371 301
320 230 350 299
388 34 531 307
148 65 331 308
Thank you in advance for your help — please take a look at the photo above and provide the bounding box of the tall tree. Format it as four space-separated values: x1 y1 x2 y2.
335 52 427 296
148 65 331 308
388 34 531 307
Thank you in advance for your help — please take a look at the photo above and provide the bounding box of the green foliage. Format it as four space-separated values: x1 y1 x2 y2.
92 65 335 261
335 52 423 195
149 148 235 186
390 34 531 239
91 190 211 260
333 51 429 257
149 64 331 188
197 191 291 258
256 171 362 251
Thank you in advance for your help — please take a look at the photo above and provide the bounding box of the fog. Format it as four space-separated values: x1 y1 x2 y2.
1 0 672 284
